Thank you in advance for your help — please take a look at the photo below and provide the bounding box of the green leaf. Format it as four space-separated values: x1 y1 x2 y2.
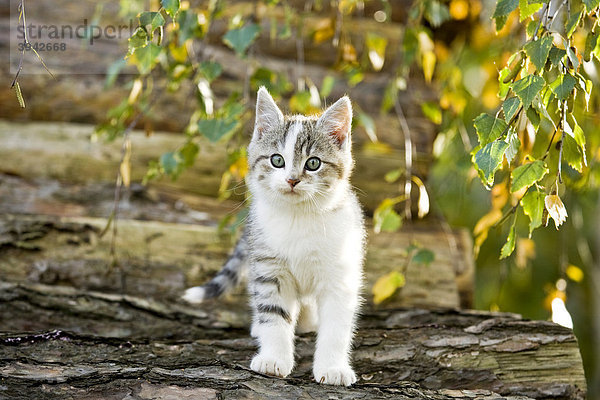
424 0 450 27
197 119 238 143
413 248 435 266
584 32 599 62
320 76 335 98
161 0 180 17
179 142 199 167
526 106 541 130
583 0 600 13
510 160 548 192
365 32 387 71
372 271 406 304
374 198 404 233
160 152 180 176
384 168 402 183
511 75 545 108
128 27 148 55
356 112 378 142
519 0 543 21
495 15 508 31
494 0 519 17
198 61 222 83
524 36 553 71
139 11 165 32
421 102 442 124
474 141 509 187
176 9 200 44
564 118 587 167
549 74 577 100
565 9 583 38
548 46 567 67
130 43 162 75
566 46 580 70
474 113 508 146
223 23 261 57
500 218 517 259
505 129 521 165
563 134 584 172
521 188 545 236
503 96 521 121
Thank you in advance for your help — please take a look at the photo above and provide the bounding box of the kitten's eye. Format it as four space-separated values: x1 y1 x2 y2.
305 157 321 171
270 154 285 168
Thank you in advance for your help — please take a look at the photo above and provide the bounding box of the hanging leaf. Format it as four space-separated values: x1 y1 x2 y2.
139 11 165 32
320 76 335 98
198 61 223 83
545 194 568 229
366 32 387 71
500 218 517 259
413 248 435 266
130 43 162 75
511 75 545 108
523 36 553 71
549 74 577 100
223 23 261 57
356 112 378 142
160 151 180 177
128 27 148 55
422 51 437 83
422 102 442 124
374 197 404 233
526 106 541 130
511 160 548 192
584 32 599 62
473 113 508 146
521 189 545 237
494 0 518 18
548 46 567 67
161 0 180 17
197 119 238 143
519 0 543 21
474 141 509 187
372 271 406 304
13 82 25 108
503 96 521 121
565 9 583 38
562 134 584 172
424 0 450 27
505 129 521 165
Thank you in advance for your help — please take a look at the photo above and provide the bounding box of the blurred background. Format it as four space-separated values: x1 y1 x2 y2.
1 0 598 396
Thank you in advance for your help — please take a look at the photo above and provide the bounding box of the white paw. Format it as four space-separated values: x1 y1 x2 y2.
250 354 293 378
313 365 357 386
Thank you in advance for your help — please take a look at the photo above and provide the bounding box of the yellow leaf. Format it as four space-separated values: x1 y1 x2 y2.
128 78 143 104
169 41 189 63
412 176 430 219
372 271 406 304
363 141 393 155
566 265 584 283
119 139 132 188
450 0 469 20
313 18 334 44
422 51 436 83
342 43 357 63
544 194 568 229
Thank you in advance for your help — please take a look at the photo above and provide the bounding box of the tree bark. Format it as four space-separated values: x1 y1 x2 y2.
0 282 586 400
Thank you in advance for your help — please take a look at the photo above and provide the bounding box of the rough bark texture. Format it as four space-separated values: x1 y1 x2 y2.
0 281 586 400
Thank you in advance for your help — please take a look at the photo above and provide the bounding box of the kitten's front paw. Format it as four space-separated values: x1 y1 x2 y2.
250 354 293 378
313 365 357 386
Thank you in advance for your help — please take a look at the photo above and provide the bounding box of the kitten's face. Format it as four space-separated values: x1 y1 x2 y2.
247 88 353 208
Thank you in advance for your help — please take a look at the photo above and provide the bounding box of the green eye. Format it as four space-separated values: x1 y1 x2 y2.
305 157 321 171
270 154 285 168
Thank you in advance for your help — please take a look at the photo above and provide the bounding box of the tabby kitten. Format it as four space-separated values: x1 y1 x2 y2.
183 87 365 386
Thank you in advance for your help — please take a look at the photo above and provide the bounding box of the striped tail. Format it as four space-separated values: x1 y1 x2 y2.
182 230 248 304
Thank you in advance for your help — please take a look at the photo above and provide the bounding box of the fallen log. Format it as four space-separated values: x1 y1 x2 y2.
0 120 430 212
0 282 586 399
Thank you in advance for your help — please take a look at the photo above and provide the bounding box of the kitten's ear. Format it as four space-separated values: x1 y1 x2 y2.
317 96 352 148
254 87 283 141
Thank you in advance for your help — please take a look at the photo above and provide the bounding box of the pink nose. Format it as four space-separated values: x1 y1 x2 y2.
287 178 300 188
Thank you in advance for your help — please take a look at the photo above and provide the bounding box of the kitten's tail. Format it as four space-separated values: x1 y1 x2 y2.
182 230 248 304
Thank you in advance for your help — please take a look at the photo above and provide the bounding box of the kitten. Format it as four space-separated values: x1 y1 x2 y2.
183 87 365 386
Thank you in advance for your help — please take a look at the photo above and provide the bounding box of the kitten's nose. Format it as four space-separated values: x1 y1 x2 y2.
287 178 301 188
